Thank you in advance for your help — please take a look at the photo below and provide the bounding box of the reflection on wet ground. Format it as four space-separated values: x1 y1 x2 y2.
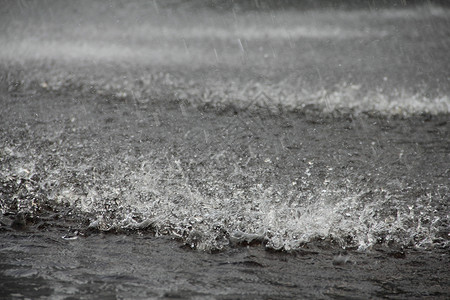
1 229 449 299
1 1 449 298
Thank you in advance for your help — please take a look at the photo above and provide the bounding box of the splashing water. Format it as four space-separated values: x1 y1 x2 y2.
1 2 448 253
1 119 447 252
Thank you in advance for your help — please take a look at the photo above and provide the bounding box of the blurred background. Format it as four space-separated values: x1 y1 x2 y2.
1 0 449 114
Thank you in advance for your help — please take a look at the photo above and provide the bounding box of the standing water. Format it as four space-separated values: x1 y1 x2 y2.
1 1 449 298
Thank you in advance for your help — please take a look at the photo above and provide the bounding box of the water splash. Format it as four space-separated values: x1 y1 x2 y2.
2 66 449 117
1 144 446 252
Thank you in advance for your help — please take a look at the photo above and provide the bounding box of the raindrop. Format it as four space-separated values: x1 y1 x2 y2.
213 48 219 63
153 0 159 14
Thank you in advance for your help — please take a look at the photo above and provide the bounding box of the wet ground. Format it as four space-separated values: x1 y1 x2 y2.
1 90 449 299
0 227 448 299
1 1 450 299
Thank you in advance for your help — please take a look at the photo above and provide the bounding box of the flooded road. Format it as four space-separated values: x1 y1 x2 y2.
1 1 449 299
1 226 449 299
1 91 448 298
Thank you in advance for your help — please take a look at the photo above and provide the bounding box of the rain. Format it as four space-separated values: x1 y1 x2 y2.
1 0 449 298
